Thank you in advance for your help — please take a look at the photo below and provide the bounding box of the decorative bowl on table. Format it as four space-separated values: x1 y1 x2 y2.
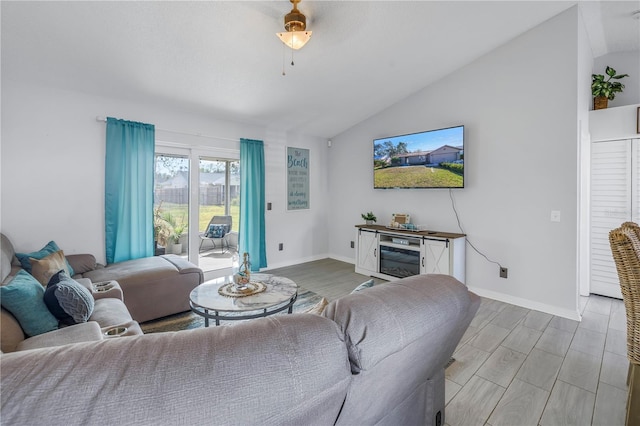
233 272 251 290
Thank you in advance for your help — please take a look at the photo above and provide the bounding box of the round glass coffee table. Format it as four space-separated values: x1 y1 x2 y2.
189 273 298 326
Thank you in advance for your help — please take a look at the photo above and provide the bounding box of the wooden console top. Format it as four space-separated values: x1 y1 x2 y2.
355 224 465 239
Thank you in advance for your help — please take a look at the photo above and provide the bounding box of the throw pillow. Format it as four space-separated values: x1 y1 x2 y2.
44 270 94 326
207 224 227 238
15 241 75 276
29 250 71 286
304 297 329 315
0 270 59 336
351 279 375 293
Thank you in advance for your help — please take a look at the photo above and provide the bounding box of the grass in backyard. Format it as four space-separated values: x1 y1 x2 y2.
374 165 462 188
157 203 240 232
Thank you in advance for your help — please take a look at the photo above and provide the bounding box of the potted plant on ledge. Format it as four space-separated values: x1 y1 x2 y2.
361 211 377 225
592 66 628 110
161 211 187 255
154 203 171 255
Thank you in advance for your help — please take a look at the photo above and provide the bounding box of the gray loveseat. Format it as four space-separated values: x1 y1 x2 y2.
1 274 479 425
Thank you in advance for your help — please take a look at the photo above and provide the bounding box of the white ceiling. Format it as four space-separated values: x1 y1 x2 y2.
2 1 639 139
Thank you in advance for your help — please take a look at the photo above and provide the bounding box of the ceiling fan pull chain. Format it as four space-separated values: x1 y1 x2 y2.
282 43 286 76
291 47 295 66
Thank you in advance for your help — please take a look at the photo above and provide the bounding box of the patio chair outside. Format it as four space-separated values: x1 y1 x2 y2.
199 215 232 253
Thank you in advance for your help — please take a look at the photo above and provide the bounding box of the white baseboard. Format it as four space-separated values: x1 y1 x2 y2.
264 253 329 271
467 285 582 321
328 254 355 265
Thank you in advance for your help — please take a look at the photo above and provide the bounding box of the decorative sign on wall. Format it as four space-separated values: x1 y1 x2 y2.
287 147 310 210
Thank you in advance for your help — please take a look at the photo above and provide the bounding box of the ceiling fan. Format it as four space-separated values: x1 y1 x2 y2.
276 0 312 50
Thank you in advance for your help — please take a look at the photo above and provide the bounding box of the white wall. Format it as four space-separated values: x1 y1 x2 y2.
263 129 330 269
594 51 640 108
328 7 582 319
1 80 329 266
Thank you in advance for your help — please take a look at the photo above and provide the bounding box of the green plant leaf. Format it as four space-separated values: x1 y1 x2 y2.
612 74 629 79
606 66 616 77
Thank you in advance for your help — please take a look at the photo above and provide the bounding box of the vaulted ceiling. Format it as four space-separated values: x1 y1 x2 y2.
2 1 639 139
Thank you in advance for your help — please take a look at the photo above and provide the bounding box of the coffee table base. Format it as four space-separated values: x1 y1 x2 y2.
190 293 298 327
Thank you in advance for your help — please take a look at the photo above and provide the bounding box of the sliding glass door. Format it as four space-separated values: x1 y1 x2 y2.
197 157 240 272
154 145 239 274
154 154 190 257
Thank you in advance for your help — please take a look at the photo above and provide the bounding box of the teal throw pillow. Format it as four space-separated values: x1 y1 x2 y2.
351 279 375 293
206 224 227 238
15 241 75 276
0 270 59 336
44 270 94 326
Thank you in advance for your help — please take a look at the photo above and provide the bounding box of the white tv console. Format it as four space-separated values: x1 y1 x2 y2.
355 225 466 283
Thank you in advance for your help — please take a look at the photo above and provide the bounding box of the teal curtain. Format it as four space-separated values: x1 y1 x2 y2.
239 138 267 271
105 117 155 264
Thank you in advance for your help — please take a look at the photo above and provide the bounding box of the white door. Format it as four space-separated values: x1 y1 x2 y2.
421 238 450 275
590 138 640 298
357 230 378 274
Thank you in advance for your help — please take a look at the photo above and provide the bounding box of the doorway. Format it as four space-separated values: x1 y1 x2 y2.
197 157 240 272
154 146 240 274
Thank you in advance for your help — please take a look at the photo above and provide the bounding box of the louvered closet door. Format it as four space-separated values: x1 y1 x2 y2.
590 138 639 299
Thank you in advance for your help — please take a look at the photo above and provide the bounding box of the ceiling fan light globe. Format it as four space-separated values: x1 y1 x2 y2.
276 31 312 50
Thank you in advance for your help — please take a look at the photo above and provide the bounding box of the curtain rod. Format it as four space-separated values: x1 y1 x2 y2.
95 116 239 143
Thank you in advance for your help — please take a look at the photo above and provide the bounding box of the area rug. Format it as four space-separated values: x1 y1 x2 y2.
141 286 323 333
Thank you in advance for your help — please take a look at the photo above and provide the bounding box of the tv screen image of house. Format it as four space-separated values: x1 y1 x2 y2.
373 125 464 189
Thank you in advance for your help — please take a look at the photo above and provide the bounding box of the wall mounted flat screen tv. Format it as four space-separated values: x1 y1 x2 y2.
373 125 464 189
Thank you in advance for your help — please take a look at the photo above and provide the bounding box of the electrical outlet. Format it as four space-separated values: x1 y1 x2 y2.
278 243 283 251
350 241 355 248
500 267 508 278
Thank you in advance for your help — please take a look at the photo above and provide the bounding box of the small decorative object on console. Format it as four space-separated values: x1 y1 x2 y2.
389 213 411 229
361 211 377 225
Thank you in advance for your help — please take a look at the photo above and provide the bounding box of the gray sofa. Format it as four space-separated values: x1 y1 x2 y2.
79 253 203 322
0 233 143 353
0 233 203 324
1 274 479 426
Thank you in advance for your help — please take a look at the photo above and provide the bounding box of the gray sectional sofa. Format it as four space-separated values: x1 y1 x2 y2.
0 233 203 353
1 273 479 426
79 252 203 322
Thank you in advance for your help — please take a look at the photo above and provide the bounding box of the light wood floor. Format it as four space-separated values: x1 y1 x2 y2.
264 258 387 300
265 259 629 426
